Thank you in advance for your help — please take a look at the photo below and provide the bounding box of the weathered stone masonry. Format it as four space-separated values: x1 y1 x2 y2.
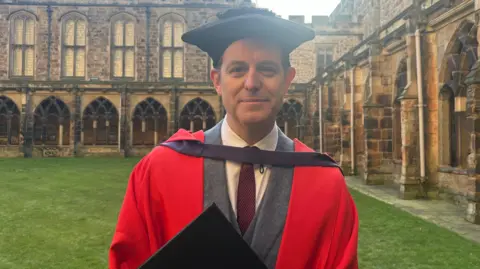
0 0 326 158
313 0 480 225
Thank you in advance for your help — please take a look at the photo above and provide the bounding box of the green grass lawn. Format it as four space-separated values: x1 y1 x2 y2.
0 157 479 269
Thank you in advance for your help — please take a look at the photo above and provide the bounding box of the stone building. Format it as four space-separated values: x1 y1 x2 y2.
0 0 329 159
313 0 480 225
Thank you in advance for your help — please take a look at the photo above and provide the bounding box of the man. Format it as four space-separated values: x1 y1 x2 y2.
109 7 359 269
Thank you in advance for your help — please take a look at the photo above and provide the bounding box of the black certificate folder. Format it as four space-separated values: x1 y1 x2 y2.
138 203 268 269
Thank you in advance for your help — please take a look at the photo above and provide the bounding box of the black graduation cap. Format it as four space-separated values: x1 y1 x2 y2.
138 203 268 269
181 7 315 67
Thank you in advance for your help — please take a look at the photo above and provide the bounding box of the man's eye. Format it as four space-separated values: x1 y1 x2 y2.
230 67 247 73
259 68 277 76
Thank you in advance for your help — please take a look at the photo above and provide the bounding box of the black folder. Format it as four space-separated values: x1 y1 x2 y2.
138 203 268 269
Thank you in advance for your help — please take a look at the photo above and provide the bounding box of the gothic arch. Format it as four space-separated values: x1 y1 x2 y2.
58 11 88 22
33 96 71 146
109 11 139 23
7 9 38 21
82 97 119 145
277 99 303 139
157 12 187 24
438 21 477 168
158 12 186 79
9 9 37 78
439 20 478 95
132 97 168 145
0 95 21 145
179 97 216 132
60 11 88 78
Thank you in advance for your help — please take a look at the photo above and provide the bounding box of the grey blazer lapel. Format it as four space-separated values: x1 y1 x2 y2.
247 130 295 268
203 121 241 233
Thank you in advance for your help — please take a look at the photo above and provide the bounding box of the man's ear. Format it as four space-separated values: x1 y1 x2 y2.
211 68 222 96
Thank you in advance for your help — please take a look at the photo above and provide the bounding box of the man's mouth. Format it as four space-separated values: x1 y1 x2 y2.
240 98 269 103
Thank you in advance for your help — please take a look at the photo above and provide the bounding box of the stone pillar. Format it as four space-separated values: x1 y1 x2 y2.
169 87 178 136
398 97 421 199
340 108 352 174
73 90 82 156
119 89 132 156
58 121 63 146
465 62 480 224
395 12 425 199
154 119 158 145
362 40 387 185
6 114 12 145
22 88 33 158
340 74 352 174
92 119 97 146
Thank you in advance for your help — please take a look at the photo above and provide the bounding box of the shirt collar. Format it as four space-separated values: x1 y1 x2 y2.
221 114 278 151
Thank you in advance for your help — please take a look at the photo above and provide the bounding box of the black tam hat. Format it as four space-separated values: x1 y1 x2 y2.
181 7 315 67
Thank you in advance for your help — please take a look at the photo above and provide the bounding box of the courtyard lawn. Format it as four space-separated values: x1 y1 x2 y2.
0 158 479 269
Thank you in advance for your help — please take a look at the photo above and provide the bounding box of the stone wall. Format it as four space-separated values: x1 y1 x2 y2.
291 38 317 83
314 0 480 224
380 0 412 26
354 0 380 37
333 36 362 62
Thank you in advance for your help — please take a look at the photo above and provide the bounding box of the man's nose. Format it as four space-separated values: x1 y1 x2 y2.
244 68 262 91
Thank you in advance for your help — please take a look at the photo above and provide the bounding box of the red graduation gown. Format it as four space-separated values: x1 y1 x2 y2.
109 129 359 269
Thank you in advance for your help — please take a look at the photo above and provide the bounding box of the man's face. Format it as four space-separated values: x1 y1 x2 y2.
211 38 296 126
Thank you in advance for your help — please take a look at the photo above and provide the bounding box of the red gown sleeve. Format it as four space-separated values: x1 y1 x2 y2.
323 176 359 269
108 155 161 269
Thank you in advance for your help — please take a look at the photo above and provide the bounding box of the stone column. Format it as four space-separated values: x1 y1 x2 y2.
154 118 158 145
73 90 82 156
6 114 12 145
362 40 387 185
398 97 421 199
395 14 425 199
340 75 352 174
58 118 63 146
120 89 131 156
465 61 480 224
22 88 33 158
92 119 97 146
169 87 178 136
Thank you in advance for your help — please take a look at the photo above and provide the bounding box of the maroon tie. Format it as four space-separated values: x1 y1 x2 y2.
237 160 256 235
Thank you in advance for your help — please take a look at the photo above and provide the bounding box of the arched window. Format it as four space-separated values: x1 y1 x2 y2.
61 12 87 78
82 97 119 145
33 96 70 146
159 13 185 79
179 98 216 132
132 97 168 145
439 21 478 168
9 10 36 77
277 99 303 139
111 13 136 79
0 96 20 145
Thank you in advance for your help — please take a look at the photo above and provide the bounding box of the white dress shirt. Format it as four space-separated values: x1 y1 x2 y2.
221 115 279 216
